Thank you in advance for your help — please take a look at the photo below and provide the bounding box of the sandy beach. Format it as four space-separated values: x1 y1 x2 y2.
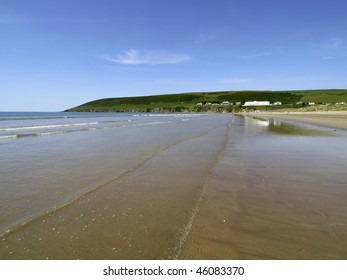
1 113 347 260
180 114 347 259
244 111 347 130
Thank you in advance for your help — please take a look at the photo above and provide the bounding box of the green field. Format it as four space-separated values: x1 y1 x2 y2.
65 89 347 113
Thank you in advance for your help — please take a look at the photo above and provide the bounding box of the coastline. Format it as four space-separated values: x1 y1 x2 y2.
238 111 347 130
0 114 232 260
1 113 347 259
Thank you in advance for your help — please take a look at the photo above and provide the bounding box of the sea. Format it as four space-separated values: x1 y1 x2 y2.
1 111 347 259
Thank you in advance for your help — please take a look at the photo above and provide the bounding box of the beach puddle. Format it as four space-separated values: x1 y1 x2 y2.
267 119 331 136
245 116 332 136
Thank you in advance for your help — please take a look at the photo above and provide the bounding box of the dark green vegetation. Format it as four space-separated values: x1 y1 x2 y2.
66 89 347 113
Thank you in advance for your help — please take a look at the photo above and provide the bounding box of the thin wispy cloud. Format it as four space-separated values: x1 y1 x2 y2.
319 37 346 59
325 37 343 49
194 31 219 44
313 37 344 50
235 52 270 60
322 54 347 60
102 49 191 65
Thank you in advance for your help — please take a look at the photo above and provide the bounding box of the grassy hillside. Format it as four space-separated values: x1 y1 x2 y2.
290 89 347 103
65 89 347 113
215 91 301 104
290 89 347 96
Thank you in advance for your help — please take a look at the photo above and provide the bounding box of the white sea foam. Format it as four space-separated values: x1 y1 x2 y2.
0 122 99 132
36 131 65 136
132 121 170 126
147 114 178 117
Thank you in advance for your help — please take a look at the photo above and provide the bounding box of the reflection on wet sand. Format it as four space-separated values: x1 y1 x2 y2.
245 116 333 136
1 114 347 259
0 115 231 260
180 116 347 259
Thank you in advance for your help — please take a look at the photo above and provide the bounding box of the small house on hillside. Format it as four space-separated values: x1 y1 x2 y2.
243 101 270 106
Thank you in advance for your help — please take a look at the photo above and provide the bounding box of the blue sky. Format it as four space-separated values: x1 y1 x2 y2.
1 0 347 111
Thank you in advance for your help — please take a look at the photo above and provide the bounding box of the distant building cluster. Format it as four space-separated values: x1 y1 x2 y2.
196 100 282 107
243 101 271 106
196 100 346 107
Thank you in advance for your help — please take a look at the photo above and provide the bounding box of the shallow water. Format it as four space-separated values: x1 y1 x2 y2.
1 113 347 259
180 116 347 259
0 112 230 259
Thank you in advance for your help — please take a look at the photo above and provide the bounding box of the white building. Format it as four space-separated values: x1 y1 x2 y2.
273 101 282 105
243 101 270 106
221 101 231 106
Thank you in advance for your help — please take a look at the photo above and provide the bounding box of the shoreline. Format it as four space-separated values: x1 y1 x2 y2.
180 114 347 259
1 113 347 259
237 111 347 130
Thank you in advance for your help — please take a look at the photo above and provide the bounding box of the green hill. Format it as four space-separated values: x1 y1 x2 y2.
65 89 347 113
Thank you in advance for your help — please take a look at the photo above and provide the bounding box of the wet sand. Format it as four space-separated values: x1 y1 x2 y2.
247 111 347 130
179 115 347 259
1 114 347 260
0 115 231 260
